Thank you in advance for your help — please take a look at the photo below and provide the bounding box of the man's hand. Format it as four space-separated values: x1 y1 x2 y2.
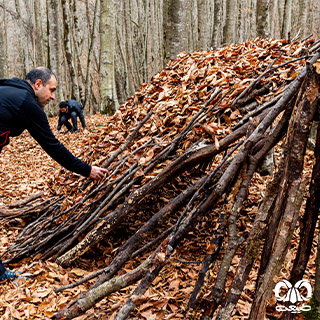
89 166 108 180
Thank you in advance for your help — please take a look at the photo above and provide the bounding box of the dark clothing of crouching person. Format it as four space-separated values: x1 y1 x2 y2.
57 100 87 133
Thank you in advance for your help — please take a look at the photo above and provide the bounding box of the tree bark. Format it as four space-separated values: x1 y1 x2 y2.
211 0 222 48
99 0 117 115
47 0 63 103
298 0 309 37
256 0 269 38
34 0 45 66
222 0 237 45
0 3 6 78
14 0 30 73
197 0 210 50
163 0 191 62
281 0 292 39
61 0 80 100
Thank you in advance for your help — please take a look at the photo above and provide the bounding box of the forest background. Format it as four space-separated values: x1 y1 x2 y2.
0 0 319 117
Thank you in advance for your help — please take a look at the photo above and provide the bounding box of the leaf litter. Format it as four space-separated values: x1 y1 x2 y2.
0 38 319 319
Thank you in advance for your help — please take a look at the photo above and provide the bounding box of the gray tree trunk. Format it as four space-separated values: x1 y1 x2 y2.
61 0 80 101
211 0 222 48
83 0 99 111
222 0 237 45
256 0 269 38
281 0 292 38
298 0 308 36
70 0 85 103
269 0 280 38
47 0 63 103
197 0 210 50
163 0 190 62
14 0 30 73
34 0 45 66
0 2 7 78
99 0 117 115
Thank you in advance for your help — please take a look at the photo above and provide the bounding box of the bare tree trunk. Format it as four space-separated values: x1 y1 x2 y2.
14 0 30 73
211 0 222 48
222 0 237 45
34 0 45 66
70 0 85 103
197 0 210 50
256 0 269 38
61 0 80 100
0 2 6 77
163 0 191 62
47 0 63 104
269 0 280 38
99 0 117 115
298 0 308 37
281 0 292 38
83 0 99 110
1 0 8 76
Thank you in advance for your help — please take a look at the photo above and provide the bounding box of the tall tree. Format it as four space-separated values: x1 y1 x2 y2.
256 0 269 38
269 0 280 38
222 0 238 45
0 3 7 78
99 0 117 115
163 0 191 62
211 0 222 48
83 0 99 110
14 0 30 73
34 0 45 66
298 0 308 36
61 0 80 101
47 0 63 103
281 0 292 38
197 0 210 50
70 0 85 103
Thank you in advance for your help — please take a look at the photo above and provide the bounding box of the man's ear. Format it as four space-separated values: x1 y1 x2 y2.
34 79 43 90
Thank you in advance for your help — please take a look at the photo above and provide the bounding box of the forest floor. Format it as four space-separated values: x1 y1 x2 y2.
0 115 316 320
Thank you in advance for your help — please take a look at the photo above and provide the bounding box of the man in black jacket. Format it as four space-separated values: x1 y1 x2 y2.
0 67 108 280
57 99 88 134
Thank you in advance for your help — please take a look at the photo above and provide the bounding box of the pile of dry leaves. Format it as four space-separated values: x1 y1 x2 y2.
0 38 318 319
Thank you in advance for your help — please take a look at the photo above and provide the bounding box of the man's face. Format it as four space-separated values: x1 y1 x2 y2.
33 75 57 108
60 107 67 113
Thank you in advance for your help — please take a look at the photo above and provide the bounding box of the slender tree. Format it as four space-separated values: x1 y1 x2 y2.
197 0 210 50
281 0 292 38
14 0 30 73
99 0 117 115
70 0 85 103
222 0 238 45
0 3 6 78
298 0 308 36
34 0 45 66
83 0 99 110
47 0 63 103
163 0 191 62
61 0 80 101
256 0 269 38
211 0 222 48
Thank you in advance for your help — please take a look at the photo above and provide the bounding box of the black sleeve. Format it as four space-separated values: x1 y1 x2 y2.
20 97 91 177
57 112 63 130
